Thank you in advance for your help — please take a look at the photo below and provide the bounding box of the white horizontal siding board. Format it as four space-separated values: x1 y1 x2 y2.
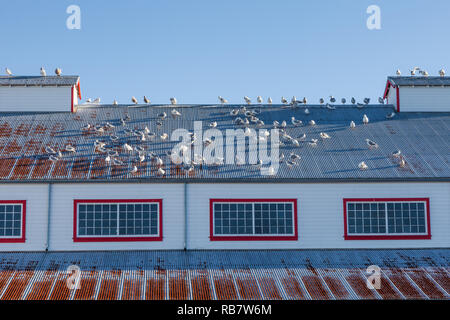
387 85 398 109
49 183 185 251
0 184 48 251
187 182 450 250
399 87 450 112
0 87 72 112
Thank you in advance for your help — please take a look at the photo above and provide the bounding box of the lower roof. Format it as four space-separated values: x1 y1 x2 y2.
0 249 448 300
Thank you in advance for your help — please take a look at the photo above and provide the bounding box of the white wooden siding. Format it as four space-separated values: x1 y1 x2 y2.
399 86 450 112
187 182 450 249
387 85 398 110
0 86 72 112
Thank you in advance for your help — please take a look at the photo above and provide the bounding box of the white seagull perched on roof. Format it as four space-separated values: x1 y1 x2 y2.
298 133 306 140
105 155 111 163
302 97 307 104
309 119 316 126
131 166 138 174
5 67 12 76
350 121 356 129
267 97 272 104
358 161 368 170
244 96 251 105
386 112 395 119
171 109 181 118
366 139 378 149
329 96 336 103
123 143 134 153
144 96 150 104
40 67 46 77
257 96 263 104
290 152 301 161
392 150 401 158
396 69 401 76
131 96 138 104
304 108 310 115
399 156 406 168
55 68 62 76
439 68 445 77
45 146 56 154
65 145 76 153
218 96 228 104
362 114 369 124
363 98 370 105
93 97 101 104
291 117 302 126
320 132 331 139
157 168 165 176
170 97 177 105
158 112 167 120
351 97 356 105
281 96 288 105
160 133 168 140
113 99 118 105
209 121 217 128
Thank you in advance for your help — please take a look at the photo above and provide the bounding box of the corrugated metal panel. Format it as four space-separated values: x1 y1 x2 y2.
0 249 447 300
0 76 79 87
399 87 450 112
388 76 450 87
0 104 447 181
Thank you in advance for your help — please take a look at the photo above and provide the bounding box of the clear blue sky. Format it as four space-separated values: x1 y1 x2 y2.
1 0 449 104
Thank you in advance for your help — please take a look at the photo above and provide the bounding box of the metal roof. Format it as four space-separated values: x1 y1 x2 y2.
388 76 450 87
0 76 79 87
0 249 448 300
0 104 448 182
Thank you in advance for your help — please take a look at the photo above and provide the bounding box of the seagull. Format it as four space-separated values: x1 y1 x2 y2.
123 143 133 152
45 146 56 154
171 109 181 118
230 109 239 116
65 145 76 153
392 150 401 158
244 96 251 105
280 120 287 128
320 132 331 139
350 121 356 129
326 104 336 110
273 120 280 128
304 108 310 115
396 69 401 76
5 67 12 76
170 97 177 105
363 114 369 124
439 68 445 77
267 97 272 104
308 139 318 147
358 161 368 170
209 121 217 128
105 155 111 163
85 98 92 103
292 139 300 147
363 98 370 105
218 96 228 104
55 68 62 76
157 168 165 176
131 166 138 174
329 96 336 103
378 97 384 104
131 96 138 104
366 139 378 149
298 133 306 140
420 70 429 77
399 156 406 168
113 99 118 105
319 98 324 105
386 112 395 119
356 103 364 109
138 153 145 162
410 67 420 76
281 96 288 105
257 96 263 104
144 96 150 104
160 133 168 140
49 155 59 162
40 67 46 77
93 97 101 104
341 98 346 104
302 97 307 104
286 160 296 168
351 97 356 105
290 153 301 161
291 117 302 126
110 135 119 142
158 112 167 120
309 120 316 126
155 157 164 166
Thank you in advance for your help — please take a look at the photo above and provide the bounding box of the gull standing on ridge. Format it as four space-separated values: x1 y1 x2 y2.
5 68 12 76
257 96 263 104
439 68 446 77
144 96 150 104
350 121 356 129
123 143 133 153
364 98 370 105
302 97 307 104
170 97 177 105
171 109 181 118
55 68 62 76
267 97 272 104
113 99 118 105
351 97 356 105
358 162 368 170
93 97 101 104
341 98 346 104
244 96 251 105
363 114 369 124
218 96 227 104
309 119 316 126
281 96 288 105
329 96 336 103
396 69 401 76
40 67 46 76
131 96 138 104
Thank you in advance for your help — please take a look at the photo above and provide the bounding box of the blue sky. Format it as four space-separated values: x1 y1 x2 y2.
1 0 449 104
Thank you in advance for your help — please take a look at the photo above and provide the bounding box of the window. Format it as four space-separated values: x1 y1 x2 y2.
0 200 26 243
210 199 298 241
343 198 431 240
73 199 162 242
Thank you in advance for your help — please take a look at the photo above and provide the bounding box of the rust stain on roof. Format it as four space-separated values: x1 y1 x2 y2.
30 158 52 179
10 157 34 180
0 158 15 178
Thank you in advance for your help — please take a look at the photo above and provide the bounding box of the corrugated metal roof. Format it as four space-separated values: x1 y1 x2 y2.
0 76 79 87
388 76 450 87
0 104 448 182
0 249 448 300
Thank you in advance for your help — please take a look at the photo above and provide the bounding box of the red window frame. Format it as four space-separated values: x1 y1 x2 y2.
0 200 26 243
209 199 298 241
73 199 163 242
343 198 431 240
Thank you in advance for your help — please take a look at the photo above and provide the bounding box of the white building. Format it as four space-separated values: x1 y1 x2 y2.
0 75 448 252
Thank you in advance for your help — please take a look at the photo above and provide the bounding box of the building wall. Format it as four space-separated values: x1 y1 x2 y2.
387 85 398 110
187 182 450 249
399 87 450 112
0 184 49 251
48 183 185 251
0 182 448 251
0 86 72 112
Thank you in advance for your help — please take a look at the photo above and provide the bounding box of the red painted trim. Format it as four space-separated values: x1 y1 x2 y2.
396 85 400 112
383 80 391 99
0 200 26 243
70 85 74 113
343 198 431 240
77 80 81 100
73 199 163 242
209 199 298 241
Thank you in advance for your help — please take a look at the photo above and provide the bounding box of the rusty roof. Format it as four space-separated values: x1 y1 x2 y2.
0 249 448 300
0 104 448 182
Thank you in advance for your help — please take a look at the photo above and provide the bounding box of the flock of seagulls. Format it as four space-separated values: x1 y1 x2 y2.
4 67 63 77
395 67 446 77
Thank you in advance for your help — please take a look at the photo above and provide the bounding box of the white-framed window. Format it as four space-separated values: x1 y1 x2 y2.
344 198 430 240
210 199 298 240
